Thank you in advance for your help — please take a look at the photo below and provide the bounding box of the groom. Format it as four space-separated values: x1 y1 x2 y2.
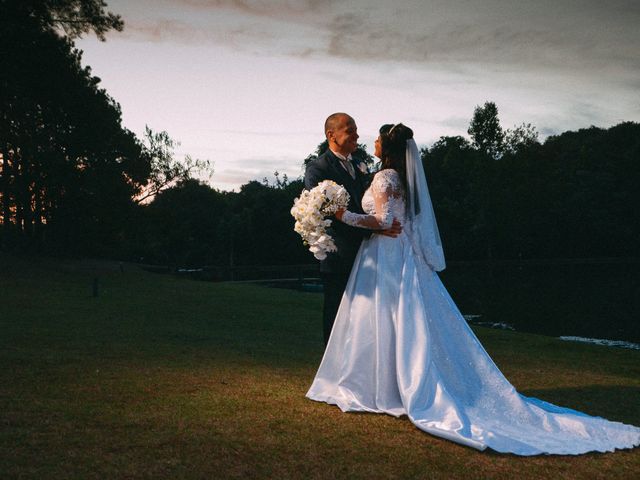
305 112 400 345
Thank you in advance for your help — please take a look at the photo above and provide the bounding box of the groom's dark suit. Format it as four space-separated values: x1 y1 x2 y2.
305 150 371 345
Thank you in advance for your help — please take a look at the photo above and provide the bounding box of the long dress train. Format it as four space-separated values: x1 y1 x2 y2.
306 168 640 456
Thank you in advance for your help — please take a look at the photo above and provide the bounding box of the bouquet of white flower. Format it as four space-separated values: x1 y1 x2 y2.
291 180 351 260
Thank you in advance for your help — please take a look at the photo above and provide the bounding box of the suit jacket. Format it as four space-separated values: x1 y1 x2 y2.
304 150 371 274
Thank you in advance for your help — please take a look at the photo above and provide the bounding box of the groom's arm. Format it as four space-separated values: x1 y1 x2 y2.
304 160 326 190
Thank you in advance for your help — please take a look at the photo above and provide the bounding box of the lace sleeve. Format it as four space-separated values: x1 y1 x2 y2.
341 170 404 230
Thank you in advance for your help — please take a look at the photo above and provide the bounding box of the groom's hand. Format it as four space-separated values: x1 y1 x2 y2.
379 218 402 238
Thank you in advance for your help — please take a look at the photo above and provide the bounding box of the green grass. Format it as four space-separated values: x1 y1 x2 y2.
1 253 639 479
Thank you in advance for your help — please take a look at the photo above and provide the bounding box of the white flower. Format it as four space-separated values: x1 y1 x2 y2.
291 180 350 261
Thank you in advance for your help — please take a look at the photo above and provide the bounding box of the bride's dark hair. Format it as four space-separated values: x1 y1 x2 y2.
378 123 413 191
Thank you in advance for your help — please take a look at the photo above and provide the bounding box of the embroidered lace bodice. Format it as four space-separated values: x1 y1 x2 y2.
342 169 406 229
308 167 640 457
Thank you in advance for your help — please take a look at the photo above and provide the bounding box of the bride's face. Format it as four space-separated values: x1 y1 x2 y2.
374 135 382 159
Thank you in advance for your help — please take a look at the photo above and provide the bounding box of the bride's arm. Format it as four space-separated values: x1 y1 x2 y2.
337 170 403 230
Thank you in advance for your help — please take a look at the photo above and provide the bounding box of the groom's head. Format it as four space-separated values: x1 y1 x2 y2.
325 113 358 157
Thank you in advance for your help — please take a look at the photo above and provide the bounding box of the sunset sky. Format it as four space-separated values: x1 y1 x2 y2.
76 0 640 191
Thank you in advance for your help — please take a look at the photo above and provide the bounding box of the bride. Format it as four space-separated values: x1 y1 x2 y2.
306 123 640 455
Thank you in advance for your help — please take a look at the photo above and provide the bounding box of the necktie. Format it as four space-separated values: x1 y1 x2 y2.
342 159 356 179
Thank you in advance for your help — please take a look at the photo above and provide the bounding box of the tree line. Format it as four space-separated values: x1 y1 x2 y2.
127 114 639 268
0 0 210 257
2 1 638 267
426 107 639 261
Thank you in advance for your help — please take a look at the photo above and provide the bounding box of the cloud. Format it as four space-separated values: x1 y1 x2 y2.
96 0 639 186
319 1 640 77
212 155 304 190
438 116 472 131
122 18 197 43
113 0 640 81
210 128 318 138
175 0 334 17
115 0 327 55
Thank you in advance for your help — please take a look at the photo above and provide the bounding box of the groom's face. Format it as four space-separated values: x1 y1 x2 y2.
329 115 359 156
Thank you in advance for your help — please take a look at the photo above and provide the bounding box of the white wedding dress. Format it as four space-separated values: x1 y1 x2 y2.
306 167 640 455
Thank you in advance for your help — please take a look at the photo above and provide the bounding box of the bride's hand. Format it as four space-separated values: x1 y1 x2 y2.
335 208 345 221
379 218 402 238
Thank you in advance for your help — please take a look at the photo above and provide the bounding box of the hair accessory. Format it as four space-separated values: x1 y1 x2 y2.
388 123 398 135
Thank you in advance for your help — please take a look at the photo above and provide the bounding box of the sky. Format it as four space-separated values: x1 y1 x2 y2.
76 0 640 191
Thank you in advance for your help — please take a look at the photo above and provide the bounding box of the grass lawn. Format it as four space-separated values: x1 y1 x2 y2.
1 253 639 479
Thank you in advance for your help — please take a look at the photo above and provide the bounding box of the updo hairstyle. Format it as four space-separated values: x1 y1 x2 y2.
378 123 414 190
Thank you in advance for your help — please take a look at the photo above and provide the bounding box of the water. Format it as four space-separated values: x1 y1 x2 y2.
264 261 640 344
558 336 640 350
439 261 640 344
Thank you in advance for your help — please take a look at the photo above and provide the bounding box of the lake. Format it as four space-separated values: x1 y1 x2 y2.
265 260 640 344
439 260 640 344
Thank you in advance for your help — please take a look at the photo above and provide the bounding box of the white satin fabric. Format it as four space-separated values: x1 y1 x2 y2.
307 171 640 456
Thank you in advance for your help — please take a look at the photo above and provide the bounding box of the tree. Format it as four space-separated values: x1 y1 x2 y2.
504 123 539 155
0 0 148 253
137 179 227 266
2 0 124 41
422 136 487 260
468 101 504 160
135 127 213 204
262 171 290 189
